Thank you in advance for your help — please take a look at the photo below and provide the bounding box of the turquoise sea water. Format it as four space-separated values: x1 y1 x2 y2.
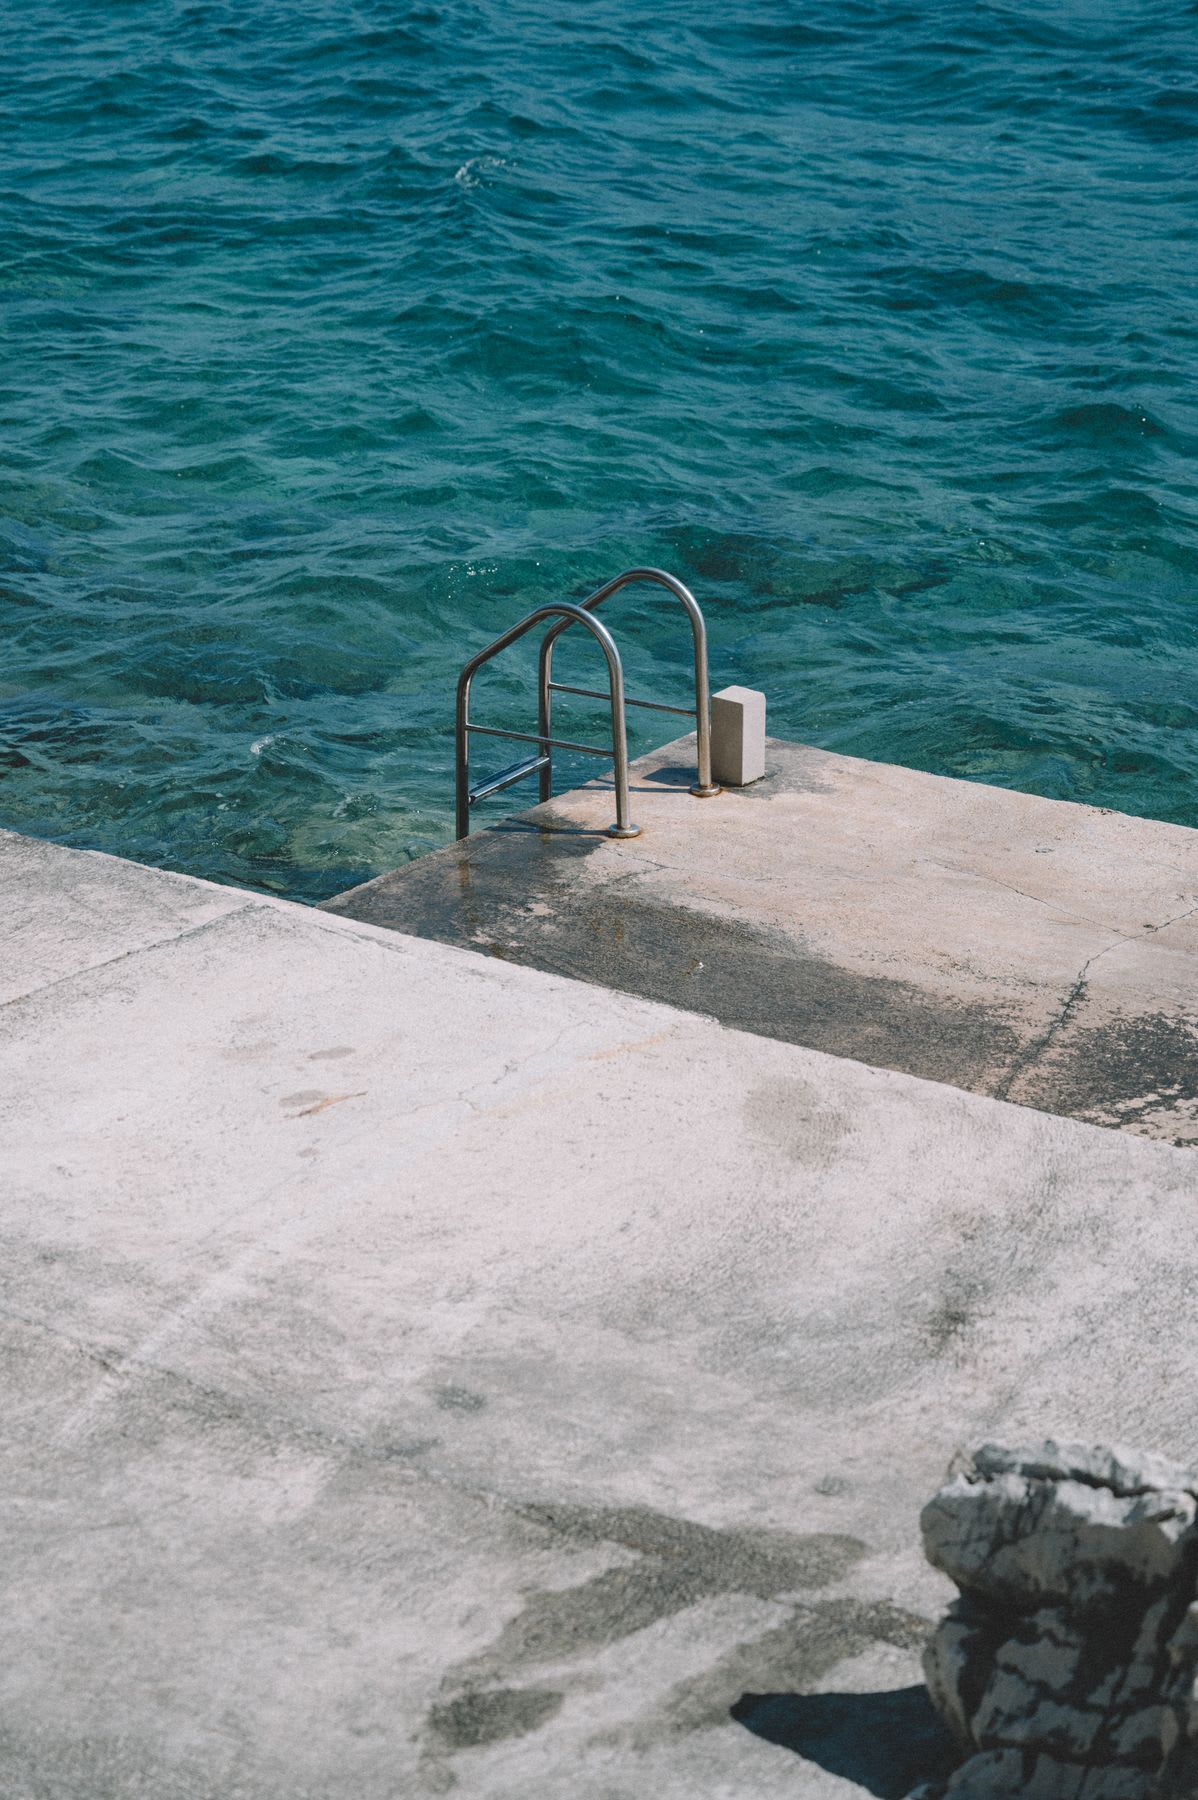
3 2 1197 901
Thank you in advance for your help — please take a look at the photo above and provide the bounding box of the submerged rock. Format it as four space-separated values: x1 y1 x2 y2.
917 1440 1198 1798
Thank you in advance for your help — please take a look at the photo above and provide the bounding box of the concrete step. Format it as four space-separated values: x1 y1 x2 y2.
3 825 1197 1797
325 737 1198 1146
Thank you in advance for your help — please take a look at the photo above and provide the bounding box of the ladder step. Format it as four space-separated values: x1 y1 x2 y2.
468 753 550 805
548 681 695 719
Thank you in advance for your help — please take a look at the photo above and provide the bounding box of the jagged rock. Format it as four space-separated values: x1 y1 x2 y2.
917 1440 1198 1799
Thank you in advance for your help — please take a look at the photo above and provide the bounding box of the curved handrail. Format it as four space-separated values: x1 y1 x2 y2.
456 602 639 840
537 567 719 802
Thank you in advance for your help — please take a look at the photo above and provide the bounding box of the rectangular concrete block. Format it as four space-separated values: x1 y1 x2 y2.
710 685 766 786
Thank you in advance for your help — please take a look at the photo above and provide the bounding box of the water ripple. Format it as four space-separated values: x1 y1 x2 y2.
1 0 1196 899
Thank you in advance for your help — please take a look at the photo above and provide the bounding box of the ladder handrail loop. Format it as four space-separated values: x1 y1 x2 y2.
454 568 720 842
537 567 719 803
455 602 639 841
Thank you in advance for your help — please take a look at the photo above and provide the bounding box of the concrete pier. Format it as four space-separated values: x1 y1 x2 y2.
326 736 1198 1146
2 783 1197 1798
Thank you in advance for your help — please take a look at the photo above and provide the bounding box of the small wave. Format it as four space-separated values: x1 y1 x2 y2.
453 155 506 189
233 150 357 180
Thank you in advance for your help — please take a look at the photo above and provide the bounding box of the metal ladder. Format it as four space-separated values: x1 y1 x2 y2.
455 567 721 840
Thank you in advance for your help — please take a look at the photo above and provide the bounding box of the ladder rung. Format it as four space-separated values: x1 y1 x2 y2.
548 682 696 720
468 753 550 805
466 722 614 758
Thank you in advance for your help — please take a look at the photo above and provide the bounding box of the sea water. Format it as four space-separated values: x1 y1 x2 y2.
2 0 1196 900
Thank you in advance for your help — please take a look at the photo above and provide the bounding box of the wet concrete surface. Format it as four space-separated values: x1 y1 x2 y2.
324 737 1198 1145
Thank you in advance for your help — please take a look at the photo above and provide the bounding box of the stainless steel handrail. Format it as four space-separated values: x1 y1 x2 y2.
455 601 641 840
536 567 720 804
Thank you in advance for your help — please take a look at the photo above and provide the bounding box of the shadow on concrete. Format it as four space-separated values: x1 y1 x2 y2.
730 1685 958 1797
639 763 701 788
491 818 612 840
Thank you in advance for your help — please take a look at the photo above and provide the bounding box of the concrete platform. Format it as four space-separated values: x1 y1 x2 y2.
3 827 1197 1799
325 738 1198 1146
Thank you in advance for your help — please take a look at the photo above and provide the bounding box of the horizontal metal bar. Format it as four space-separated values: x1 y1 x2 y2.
468 753 550 804
548 682 696 720
465 722 614 758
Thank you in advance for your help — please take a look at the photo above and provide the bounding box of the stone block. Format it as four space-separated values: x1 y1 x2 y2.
917 1440 1198 1798
710 685 766 786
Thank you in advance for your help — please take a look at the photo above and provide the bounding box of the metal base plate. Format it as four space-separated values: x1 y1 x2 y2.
690 783 722 798
607 823 642 839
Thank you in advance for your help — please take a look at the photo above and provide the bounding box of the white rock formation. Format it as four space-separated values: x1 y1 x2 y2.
918 1441 1198 1798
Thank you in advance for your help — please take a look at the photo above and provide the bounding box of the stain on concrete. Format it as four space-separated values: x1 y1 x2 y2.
914 1196 1061 1366
516 1500 864 1593
426 1686 563 1750
572 894 1019 1091
220 1039 276 1064
923 1256 997 1356
443 1502 865 1687
426 1500 880 1769
925 1296 976 1355
321 819 601 950
326 833 1021 1095
434 1384 487 1414
628 1598 932 1749
1015 1007 1198 1147
522 894 1016 1096
323 757 1198 1144
743 1076 851 1169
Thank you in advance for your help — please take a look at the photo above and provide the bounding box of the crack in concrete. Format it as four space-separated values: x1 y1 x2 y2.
919 856 1184 949
291 1091 367 1118
0 903 265 1013
922 857 1120 936
991 939 1123 1103
1145 901 1198 936
0 1301 449 1473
